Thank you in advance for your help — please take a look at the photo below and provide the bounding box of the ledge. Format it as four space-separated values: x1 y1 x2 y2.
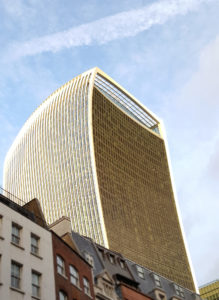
11 242 25 251
30 252 43 260
71 282 82 291
150 287 166 293
32 295 41 300
85 292 93 299
58 272 68 280
172 296 184 300
10 286 25 294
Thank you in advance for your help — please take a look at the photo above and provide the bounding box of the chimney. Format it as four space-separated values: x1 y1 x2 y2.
49 216 72 236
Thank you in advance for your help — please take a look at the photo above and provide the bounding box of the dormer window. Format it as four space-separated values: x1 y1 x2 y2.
154 289 166 300
120 260 125 269
174 284 185 298
153 274 162 287
136 265 145 279
98 248 105 259
85 252 94 267
159 293 165 300
109 254 115 264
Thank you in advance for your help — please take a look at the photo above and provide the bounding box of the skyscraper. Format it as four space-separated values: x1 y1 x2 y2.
199 280 219 300
3 68 196 291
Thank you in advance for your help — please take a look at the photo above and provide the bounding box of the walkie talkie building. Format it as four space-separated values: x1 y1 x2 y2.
4 68 196 291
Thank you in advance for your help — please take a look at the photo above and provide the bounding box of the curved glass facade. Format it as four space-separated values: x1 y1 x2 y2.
4 67 195 291
4 70 105 245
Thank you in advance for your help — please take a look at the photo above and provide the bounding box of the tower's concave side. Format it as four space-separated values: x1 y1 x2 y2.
3 67 196 291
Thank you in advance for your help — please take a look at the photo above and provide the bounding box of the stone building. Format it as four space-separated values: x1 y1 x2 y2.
0 193 56 299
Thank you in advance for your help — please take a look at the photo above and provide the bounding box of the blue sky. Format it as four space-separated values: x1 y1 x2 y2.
0 0 219 287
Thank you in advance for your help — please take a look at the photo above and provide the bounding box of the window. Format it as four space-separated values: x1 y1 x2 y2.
31 234 39 255
85 252 94 267
174 284 185 298
120 260 125 269
153 274 162 287
32 270 41 297
11 261 22 289
11 223 21 245
136 265 145 279
98 248 105 259
109 254 115 264
59 290 67 300
83 277 90 295
158 293 165 300
57 255 65 276
69 265 79 286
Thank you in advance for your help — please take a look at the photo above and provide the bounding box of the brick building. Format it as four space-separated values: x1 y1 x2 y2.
51 226 95 300
118 282 152 300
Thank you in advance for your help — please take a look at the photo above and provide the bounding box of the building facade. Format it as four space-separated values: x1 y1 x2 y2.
53 217 200 300
125 258 201 300
4 67 195 290
0 193 56 300
199 280 219 300
51 230 95 300
52 217 153 300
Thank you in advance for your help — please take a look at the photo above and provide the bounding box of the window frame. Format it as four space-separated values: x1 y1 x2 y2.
136 265 145 279
31 233 40 255
32 270 41 298
85 252 94 267
153 274 162 288
11 222 21 246
109 254 115 264
83 277 90 296
11 260 22 289
174 284 185 298
120 260 125 269
59 290 67 300
69 265 79 287
98 248 105 260
57 255 65 276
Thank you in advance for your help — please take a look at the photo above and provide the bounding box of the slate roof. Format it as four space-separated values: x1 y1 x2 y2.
126 259 201 300
94 244 136 283
72 231 136 283
71 230 201 300
71 231 104 277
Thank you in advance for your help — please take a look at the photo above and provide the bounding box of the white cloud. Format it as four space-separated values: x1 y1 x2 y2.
207 138 219 181
2 0 29 17
5 0 213 60
162 34 219 285
180 35 219 111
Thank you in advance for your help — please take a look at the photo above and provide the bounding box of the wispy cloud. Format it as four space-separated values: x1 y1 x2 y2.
6 0 213 60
